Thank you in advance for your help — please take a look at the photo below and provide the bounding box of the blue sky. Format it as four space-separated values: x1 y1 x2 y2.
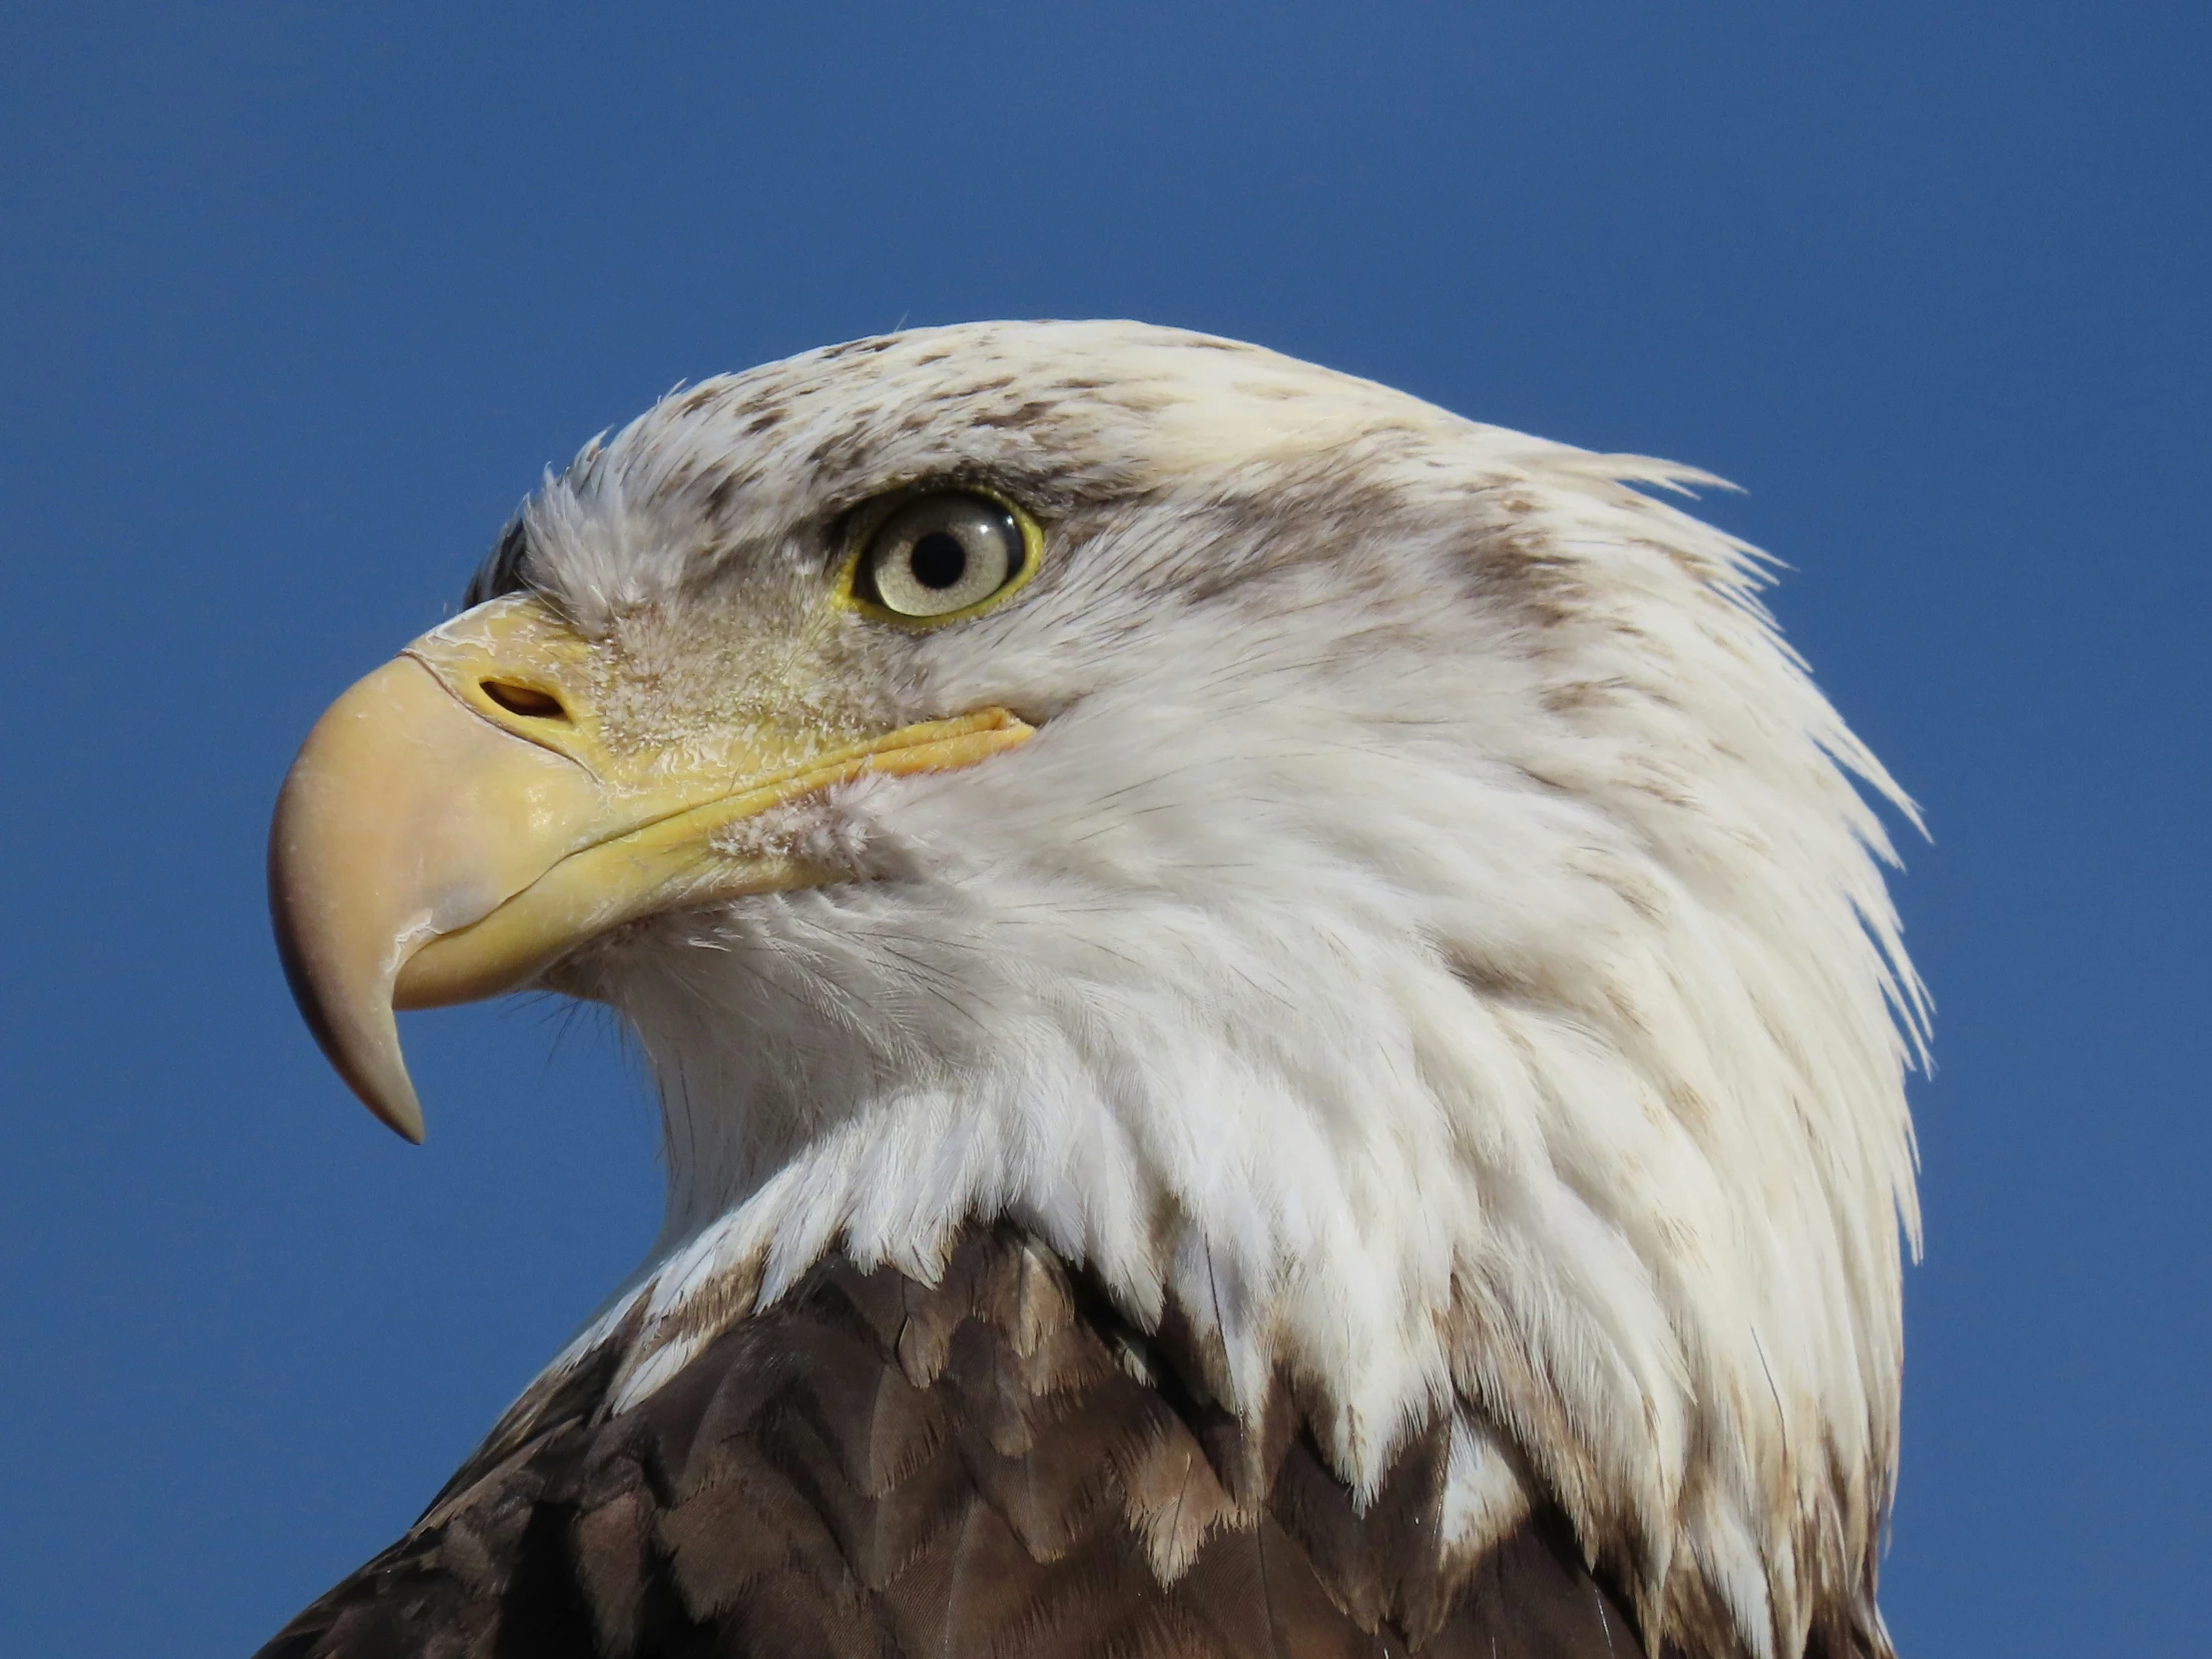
2 3 2204 1654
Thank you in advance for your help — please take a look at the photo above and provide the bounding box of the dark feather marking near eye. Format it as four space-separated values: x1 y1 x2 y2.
1462 518 1586 632
808 407 894 472
1155 473 1419 607
1541 680 1634 716
463 517 533 608
973 399 1058 432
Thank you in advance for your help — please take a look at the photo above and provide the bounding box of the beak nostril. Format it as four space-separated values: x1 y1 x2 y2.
481 680 570 721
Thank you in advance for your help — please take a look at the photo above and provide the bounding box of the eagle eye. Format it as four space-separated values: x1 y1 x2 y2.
851 491 1035 620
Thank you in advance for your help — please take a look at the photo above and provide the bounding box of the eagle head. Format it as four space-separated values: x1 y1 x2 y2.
270 321 1921 1659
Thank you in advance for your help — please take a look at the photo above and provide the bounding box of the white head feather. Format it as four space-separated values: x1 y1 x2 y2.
495 321 1922 1659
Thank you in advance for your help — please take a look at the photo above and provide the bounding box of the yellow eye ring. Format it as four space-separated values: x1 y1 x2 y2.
833 485 1044 626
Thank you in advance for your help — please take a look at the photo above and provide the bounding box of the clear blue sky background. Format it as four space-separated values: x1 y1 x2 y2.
2 4 2203 1654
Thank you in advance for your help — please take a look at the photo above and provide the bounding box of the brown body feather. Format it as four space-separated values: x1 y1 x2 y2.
260 1227 1647 1659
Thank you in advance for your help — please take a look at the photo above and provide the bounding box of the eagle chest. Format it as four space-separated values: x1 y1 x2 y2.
260 1229 1641 1659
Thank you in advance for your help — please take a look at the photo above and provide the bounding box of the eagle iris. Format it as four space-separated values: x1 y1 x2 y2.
856 491 1028 618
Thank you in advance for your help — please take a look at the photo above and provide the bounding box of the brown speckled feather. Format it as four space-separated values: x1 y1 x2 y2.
259 1228 1645 1659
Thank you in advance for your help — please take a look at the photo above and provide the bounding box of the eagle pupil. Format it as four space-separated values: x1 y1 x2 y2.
909 531 967 590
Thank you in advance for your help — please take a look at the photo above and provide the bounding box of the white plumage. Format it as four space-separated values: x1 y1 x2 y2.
262 320 1923 1659
478 322 1926 1658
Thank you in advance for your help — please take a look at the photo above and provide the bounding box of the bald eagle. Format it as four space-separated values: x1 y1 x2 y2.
262 323 1922 1659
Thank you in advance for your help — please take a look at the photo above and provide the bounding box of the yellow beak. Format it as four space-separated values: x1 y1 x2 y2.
268 595 1033 1141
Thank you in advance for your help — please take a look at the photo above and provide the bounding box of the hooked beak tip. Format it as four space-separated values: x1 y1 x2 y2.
270 848 429 1144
